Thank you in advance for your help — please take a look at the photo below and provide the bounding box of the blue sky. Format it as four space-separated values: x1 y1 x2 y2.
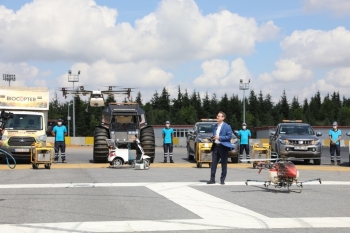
0 0 350 104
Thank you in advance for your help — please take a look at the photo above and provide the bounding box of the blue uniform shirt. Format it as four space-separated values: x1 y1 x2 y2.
162 128 174 144
329 129 341 145
53 125 67 141
238 129 251 145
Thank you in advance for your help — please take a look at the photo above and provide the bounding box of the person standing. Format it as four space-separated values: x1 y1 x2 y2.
52 118 68 163
238 122 251 163
162 120 174 163
329 121 342 166
207 111 234 185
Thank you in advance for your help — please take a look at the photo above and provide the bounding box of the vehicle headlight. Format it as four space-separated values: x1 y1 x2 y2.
128 129 139 135
231 138 238 144
198 138 205 143
311 139 321 145
279 139 288 144
37 134 47 142
1 135 7 140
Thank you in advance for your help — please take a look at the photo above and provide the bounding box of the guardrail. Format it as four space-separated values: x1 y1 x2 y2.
47 137 350 147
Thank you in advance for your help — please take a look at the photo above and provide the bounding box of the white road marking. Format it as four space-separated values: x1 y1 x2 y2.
1 180 350 189
1 181 350 232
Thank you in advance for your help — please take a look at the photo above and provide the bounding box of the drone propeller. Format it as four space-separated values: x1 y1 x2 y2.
103 85 120 91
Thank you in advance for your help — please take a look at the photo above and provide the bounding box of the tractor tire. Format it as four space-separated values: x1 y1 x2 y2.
140 126 155 163
93 127 109 163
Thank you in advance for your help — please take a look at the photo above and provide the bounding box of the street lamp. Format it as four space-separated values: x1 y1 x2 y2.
239 79 250 124
68 70 80 137
3 74 16 86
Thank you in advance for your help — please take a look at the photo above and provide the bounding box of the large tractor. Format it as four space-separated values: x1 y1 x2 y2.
93 102 155 163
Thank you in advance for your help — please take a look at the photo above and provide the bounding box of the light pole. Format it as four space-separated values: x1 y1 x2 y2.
68 70 80 137
3 74 16 86
67 102 71 137
239 79 250 124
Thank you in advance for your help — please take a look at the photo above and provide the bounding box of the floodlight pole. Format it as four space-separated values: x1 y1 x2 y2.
239 79 250 124
68 70 80 137
67 102 70 137
3 74 16 86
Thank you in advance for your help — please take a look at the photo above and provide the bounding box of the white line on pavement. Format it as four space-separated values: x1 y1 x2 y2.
1 181 350 232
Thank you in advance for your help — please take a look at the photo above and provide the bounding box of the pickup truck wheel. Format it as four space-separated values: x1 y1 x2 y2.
313 159 321 165
187 145 194 161
231 156 238 163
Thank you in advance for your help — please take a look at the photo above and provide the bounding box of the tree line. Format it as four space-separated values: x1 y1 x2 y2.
48 86 350 136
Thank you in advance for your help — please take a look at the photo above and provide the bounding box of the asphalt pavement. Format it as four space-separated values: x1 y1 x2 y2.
0 146 349 232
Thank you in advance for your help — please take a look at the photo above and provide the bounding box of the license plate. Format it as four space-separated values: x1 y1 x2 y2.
294 146 307 151
14 149 30 152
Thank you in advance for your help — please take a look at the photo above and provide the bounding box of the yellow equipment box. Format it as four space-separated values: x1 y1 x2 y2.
195 141 213 168
251 143 272 169
30 142 54 169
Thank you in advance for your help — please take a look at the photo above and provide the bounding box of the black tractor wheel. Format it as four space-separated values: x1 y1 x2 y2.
140 126 155 163
93 127 109 163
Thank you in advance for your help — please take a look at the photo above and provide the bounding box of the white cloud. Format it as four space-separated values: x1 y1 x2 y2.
258 59 312 83
193 58 252 98
0 0 279 63
303 0 350 16
280 27 350 69
0 62 39 86
324 67 350 87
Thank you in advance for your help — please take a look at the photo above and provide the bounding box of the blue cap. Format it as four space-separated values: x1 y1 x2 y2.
165 121 170 124
332 121 337 126
57 118 63 122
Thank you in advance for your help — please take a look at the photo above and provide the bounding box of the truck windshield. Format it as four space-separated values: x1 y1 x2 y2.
198 124 214 133
280 125 314 135
5 114 43 130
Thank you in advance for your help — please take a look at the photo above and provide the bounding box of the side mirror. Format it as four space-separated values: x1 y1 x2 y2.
270 130 276 136
316 132 322 137
346 132 350 137
189 130 194 134
233 130 239 137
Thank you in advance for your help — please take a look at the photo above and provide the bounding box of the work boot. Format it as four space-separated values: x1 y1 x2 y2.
54 155 59 163
61 156 66 163
170 159 174 163
331 161 335 165
337 161 341 166
163 158 167 163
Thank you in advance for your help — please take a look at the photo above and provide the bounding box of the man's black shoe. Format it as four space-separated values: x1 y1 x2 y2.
163 159 167 163
220 181 225 185
247 161 251 164
170 160 174 163
207 180 215 184
337 161 341 166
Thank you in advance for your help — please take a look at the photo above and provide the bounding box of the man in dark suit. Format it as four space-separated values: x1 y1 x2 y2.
207 111 234 185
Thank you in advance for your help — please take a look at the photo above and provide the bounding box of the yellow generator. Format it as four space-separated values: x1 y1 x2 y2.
30 142 54 169
195 139 213 168
251 143 274 169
